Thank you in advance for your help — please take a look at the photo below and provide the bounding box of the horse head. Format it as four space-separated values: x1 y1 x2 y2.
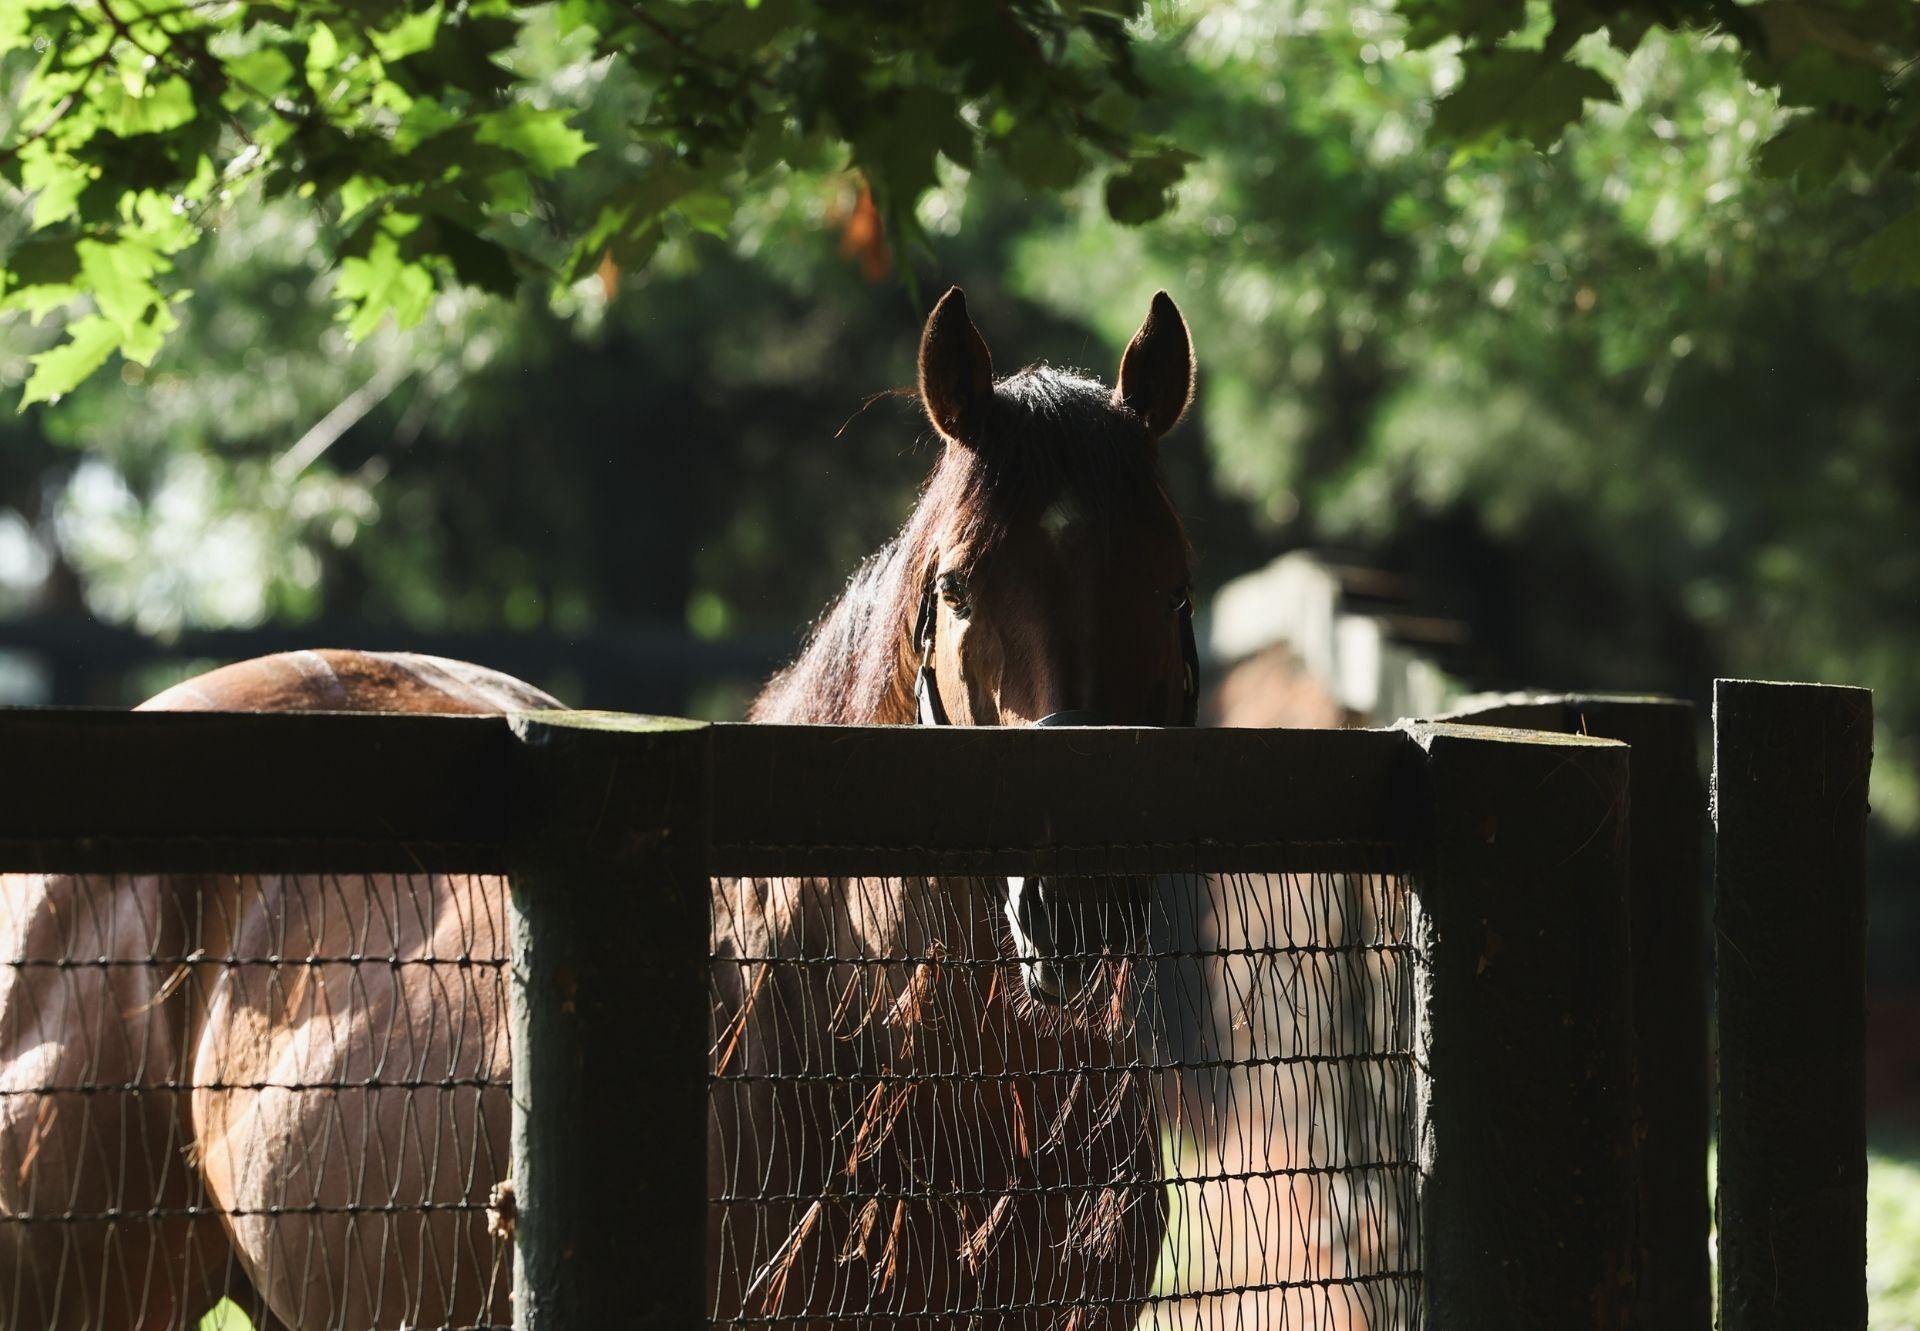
911 287 1197 1006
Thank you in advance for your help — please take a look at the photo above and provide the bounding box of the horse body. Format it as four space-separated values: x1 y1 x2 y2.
1 652 555 1330
0 289 1196 1329
0 862 220 1329
187 867 513 1329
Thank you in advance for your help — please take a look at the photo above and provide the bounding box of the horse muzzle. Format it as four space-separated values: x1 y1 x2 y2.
1005 709 1114 1004
1006 874 1067 1005
1008 710 1179 1005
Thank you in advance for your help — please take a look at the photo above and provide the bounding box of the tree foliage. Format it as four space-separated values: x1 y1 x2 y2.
0 0 1190 405
1406 0 1920 285
5 0 1918 407
1 0 1917 842
1018 0 1920 831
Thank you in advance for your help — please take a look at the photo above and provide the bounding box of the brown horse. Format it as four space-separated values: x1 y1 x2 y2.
713 289 1195 1327
0 287 1197 1329
0 655 556 1331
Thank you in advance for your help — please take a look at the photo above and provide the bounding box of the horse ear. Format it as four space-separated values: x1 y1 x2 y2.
1114 291 1194 439
918 286 994 446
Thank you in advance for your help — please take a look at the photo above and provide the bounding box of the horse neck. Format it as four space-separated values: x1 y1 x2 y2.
749 538 920 726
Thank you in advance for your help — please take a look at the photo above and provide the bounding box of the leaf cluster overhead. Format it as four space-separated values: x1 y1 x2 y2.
0 0 1191 405
1408 0 1920 285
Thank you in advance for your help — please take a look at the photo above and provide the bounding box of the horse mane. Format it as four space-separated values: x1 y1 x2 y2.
749 365 1180 726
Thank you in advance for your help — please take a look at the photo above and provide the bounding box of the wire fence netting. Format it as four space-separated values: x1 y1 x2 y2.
710 865 1422 1330
0 862 1420 1331
0 869 513 1331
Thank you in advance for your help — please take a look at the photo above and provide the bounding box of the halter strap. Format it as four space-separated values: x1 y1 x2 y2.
1176 591 1200 728
913 579 1199 728
914 582 952 727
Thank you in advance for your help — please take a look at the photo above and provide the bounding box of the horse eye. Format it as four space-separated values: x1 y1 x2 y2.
938 572 971 618
1169 585 1191 614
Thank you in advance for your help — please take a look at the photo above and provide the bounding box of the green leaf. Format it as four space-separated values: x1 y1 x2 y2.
700 0 796 56
226 47 297 99
1756 117 1863 192
372 5 444 61
120 298 178 365
0 1 35 55
21 146 89 228
100 76 197 137
394 16 516 99
2 283 79 319
20 314 120 408
560 169 695 281
741 114 793 177
1770 47 1887 114
592 163 699 231
852 87 965 211
435 220 520 296
338 175 391 224
306 23 342 79
1399 0 1527 49
1104 145 1195 224
472 104 593 177
394 95 464 151
129 188 201 255
674 190 734 238
76 237 168 336
1432 50 1617 149
2 232 83 291
336 228 436 339
1002 122 1087 191
1849 208 1920 290
477 167 535 214
606 221 660 270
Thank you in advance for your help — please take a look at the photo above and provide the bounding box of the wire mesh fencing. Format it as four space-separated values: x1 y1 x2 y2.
708 864 1420 1330
0 865 1416 1331
0 868 514 1331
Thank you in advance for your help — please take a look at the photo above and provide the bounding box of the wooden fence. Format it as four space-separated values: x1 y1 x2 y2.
0 680 1870 1329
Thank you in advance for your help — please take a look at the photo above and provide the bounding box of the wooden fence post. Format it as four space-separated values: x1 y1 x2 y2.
506 712 713 1331
1714 680 1872 1331
1442 694 1709 1330
1403 721 1636 1329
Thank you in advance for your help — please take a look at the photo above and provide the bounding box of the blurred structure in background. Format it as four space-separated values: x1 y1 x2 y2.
1200 551 1462 730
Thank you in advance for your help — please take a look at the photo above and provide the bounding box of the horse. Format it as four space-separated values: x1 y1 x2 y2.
0 286 1198 1330
713 289 1196 1327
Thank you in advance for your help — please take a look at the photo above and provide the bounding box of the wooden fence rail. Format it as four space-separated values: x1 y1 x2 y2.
0 688 1872 1330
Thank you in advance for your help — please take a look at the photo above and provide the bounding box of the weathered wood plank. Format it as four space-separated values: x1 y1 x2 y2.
706 722 1420 875
1404 720 1636 1330
1714 679 1871 1331
507 712 712 1331
0 707 513 872
0 710 1423 877
1443 693 1709 1331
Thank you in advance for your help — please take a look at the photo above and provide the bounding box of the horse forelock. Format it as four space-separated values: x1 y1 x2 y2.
951 365 1177 549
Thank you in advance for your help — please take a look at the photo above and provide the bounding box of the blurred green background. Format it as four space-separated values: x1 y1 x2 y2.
4 0 1918 1320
